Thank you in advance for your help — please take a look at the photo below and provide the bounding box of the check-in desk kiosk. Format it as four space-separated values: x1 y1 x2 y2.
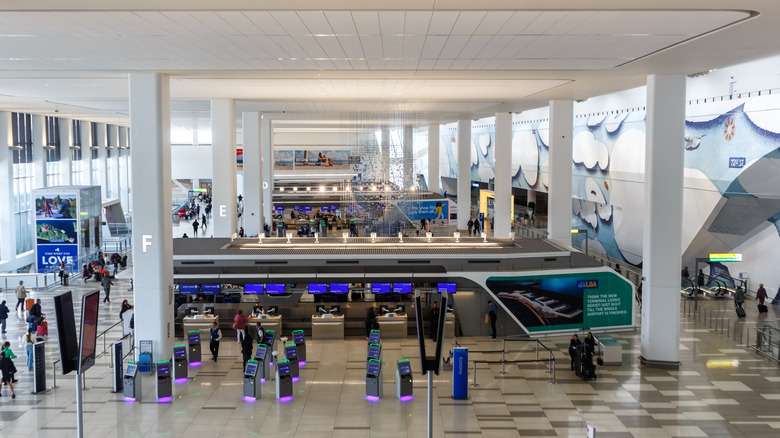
156 360 173 399
367 342 382 363
243 360 261 399
173 344 188 380
292 330 306 362
376 313 408 338
187 330 201 363
366 359 383 398
275 359 293 399
182 314 219 334
284 343 300 378
248 314 283 338
311 313 345 339
396 359 413 398
263 330 277 355
123 361 141 400
253 343 270 381
369 329 381 344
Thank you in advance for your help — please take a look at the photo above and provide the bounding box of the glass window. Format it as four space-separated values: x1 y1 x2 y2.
71 120 82 146
11 113 35 254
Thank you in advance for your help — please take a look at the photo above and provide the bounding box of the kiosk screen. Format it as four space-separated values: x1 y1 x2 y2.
293 333 305 343
437 283 456 294
264 333 275 344
266 284 285 294
174 348 186 359
285 346 297 357
202 284 220 295
158 364 170 375
367 362 380 376
398 362 411 375
308 283 327 294
277 363 291 376
244 284 264 294
368 345 381 360
369 331 380 343
330 283 349 294
245 363 258 376
254 344 267 360
125 363 137 378
188 333 200 343
372 283 391 294
179 284 199 295
393 283 412 294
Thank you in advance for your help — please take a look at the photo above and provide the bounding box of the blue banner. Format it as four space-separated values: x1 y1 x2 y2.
395 200 449 223
452 347 468 399
36 244 78 272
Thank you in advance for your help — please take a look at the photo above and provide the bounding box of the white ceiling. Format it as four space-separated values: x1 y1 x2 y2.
0 1 777 128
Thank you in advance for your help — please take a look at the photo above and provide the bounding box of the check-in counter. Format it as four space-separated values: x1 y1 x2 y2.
377 313 408 338
597 334 622 365
248 314 283 334
444 312 455 339
311 314 344 339
183 314 219 334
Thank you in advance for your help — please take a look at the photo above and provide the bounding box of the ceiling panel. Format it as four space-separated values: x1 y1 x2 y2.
323 11 358 35
428 11 459 35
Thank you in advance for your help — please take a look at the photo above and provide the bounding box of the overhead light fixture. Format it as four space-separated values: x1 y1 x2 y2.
306 187 311 191
345 186 351 191
384 186 390 192
279 187 285 192
371 186 377 191
332 186 338 191
292 187 298 192
319 186 325 192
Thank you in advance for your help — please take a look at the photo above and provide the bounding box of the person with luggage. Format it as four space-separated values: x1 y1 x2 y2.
734 286 746 318
101 275 113 304
24 329 36 371
58 261 69 286
0 300 9 334
28 299 43 332
0 350 16 398
757 283 768 313
569 334 582 370
15 280 27 311
209 322 222 361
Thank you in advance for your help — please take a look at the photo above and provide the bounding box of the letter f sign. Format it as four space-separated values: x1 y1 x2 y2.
142 235 153 252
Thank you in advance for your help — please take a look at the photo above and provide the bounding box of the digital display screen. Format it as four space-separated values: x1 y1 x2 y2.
304 206 312 213
322 206 329 212
330 283 349 294
308 283 327 294
293 333 305 343
368 345 380 359
285 346 297 357
393 283 412 294
266 283 285 294
264 333 275 344
372 283 391 294
174 348 186 359
437 283 457 294
157 364 170 375
202 284 220 295
244 283 264 294
367 362 380 376
125 364 137 377
294 205 302 212
79 291 100 372
245 363 257 376
369 332 380 343
179 284 199 295
277 363 291 375
254 345 267 360
189 333 199 343
376 204 385 210
275 206 284 212
398 362 411 375
331 205 339 211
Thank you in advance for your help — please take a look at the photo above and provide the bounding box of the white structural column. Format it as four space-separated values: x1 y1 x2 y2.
119 126 130 212
547 100 574 246
96 123 108 198
428 124 440 193
457 119 471 230
211 99 237 237
32 115 46 188
381 128 390 182
494 113 512 238
59 118 72 185
129 73 174 362
403 125 414 188
108 126 120 200
640 75 686 367
242 111 262 236
0 112 16 262
261 116 272 227
82 122 93 187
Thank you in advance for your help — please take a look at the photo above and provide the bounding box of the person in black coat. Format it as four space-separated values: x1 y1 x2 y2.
241 331 254 371
365 306 377 339
569 334 582 370
0 350 16 398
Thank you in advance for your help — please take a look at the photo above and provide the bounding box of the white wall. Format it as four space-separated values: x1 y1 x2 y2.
734 223 780 301
171 145 213 180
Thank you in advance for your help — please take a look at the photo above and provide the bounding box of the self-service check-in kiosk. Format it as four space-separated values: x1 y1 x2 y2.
156 360 173 399
275 359 293 399
187 330 201 363
396 358 413 399
123 360 141 400
369 329 381 344
243 359 261 399
254 342 270 381
263 330 277 356
292 330 306 362
367 342 382 363
366 359 383 398
284 343 299 378
173 344 188 380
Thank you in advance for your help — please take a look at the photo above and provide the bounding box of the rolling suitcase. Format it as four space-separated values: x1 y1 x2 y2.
758 304 768 313
735 303 746 318
26 298 35 310
37 320 48 336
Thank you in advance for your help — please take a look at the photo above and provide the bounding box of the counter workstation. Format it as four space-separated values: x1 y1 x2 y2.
376 313 408 338
311 314 345 339
183 314 219 334
248 314 283 334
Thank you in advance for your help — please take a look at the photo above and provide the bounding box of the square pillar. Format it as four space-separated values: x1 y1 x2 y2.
211 99 237 237
494 112 512 237
547 100 573 245
457 119 472 230
242 111 262 236
428 124 440 193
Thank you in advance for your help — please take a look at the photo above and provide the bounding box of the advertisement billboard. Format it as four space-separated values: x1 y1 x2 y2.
36 244 78 272
394 199 449 224
79 291 100 373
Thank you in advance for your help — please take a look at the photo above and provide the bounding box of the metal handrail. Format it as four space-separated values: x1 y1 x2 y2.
96 319 127 364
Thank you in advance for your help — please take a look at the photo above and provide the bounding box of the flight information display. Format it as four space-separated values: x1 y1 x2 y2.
201 284 220 295
308 283 327 294
244 284 264 294
372 283 391 294
266 284 285 294
437 283 457 294
393 283 412 294
179 284 199 295
330 283 349 294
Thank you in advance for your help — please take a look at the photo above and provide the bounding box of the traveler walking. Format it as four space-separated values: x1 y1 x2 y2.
15 281 27 311
233 310 247 343
0 300 9 333
0 350 16 398
192 219 199 236
102 275 113 304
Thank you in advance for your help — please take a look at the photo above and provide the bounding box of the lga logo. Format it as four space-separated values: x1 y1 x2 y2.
577 280 599 289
